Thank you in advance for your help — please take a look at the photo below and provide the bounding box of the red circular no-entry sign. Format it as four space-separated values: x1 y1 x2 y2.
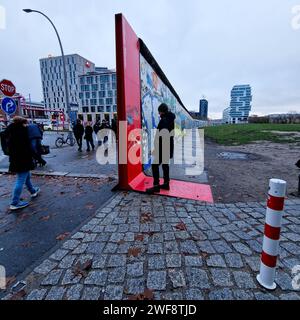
0 79 16 97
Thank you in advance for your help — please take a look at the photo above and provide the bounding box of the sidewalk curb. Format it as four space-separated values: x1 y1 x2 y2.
0 169 118 180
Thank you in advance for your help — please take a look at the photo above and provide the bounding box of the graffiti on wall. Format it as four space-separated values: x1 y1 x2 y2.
140 54 195 169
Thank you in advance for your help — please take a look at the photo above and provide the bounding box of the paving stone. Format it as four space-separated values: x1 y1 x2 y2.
212 240 232 254
206 255 227 268
232 243 252 256
197 241 216 254
233 231 252 240
92 255 107 269
185 256 203 267
233 271 257 289
50 249 69 261
103 243 118 254
164 241 180 254
104 285 123 300
86 242 105 254
163 232 176 241
245 256 260 272
125 278 145 295
93 225 105 233
168 270 186 288
109 233 125 243
45 287 66 300
82 287 102 300
108 267 126 283
34 260 57 275
26 289 48 301
127 262 144 277
41 269 63 286
279 293 300 300
61 269 82 285
59 255 76 269
96 233 111 242
180 240 199 255
148 255 166 269
224 253 244 268
233 290 254 300
246 240 262 253
190 230 207 241
276 271 294 291
254 292 278 300
62 240 80 250
72 243 88 254
205 230 221 240
147 271 167 291
175 231 191 240
281 242 300 255
211 269 233 287
166 254 182 268
84 270 107 286
185 289 204 300
82 233 98 243
186 268 210 289
107 255 127 267
163 292 184 300
221 232 239 242
148 243 164 254
208 288 233 300
71 232 85 240
117 243 131 254
66 285 83 300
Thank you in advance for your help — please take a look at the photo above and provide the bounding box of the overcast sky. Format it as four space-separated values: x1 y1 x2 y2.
1 0 300 118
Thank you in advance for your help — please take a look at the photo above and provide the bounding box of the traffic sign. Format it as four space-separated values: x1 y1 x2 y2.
1 97 17 115
0 79 16 97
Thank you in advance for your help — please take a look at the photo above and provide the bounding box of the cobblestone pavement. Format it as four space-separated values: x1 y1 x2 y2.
2 192 300 300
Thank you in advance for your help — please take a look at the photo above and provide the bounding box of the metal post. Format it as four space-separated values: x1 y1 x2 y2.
23 9 72 137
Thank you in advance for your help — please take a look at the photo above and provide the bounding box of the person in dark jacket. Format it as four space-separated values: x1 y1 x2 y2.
28 122 46 166
84 122 95 152
146 103 176 194
73 119 85 152
6 117 40 211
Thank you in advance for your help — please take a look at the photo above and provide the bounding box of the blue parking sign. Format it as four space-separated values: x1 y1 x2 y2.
1 97 17 115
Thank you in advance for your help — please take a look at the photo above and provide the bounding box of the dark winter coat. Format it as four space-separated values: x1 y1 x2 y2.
28 124 43 140
73 123 84 139
84 126 94 140
6 123 35 173
154 112 176 161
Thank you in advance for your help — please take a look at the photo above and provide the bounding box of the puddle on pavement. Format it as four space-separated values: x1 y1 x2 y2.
218 152 249 160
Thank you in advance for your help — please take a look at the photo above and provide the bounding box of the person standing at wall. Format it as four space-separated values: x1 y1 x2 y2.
146 103 176 194
73 119 85 152
5 117 40 211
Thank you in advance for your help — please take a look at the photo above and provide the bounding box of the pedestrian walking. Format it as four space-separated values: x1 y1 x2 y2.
84 122 95 152
28 122 47 167
5 116 40 211
146 103 176 194
73 119 84 152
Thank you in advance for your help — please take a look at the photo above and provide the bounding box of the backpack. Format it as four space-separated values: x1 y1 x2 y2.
0 130 10 156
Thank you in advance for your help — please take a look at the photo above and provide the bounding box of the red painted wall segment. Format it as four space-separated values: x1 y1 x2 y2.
115 14 143 189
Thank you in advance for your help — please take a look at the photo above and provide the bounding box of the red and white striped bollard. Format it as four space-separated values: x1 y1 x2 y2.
257 179 287 290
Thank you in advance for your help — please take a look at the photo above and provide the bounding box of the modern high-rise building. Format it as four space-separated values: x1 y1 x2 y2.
223 85 252 124
78 68 117 123
199 99 208 120
40 54 95 116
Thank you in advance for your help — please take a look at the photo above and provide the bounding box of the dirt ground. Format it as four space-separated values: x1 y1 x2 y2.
205 139 300 203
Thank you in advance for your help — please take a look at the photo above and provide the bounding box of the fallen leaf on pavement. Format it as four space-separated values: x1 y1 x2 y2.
140 213 153 224
118 240 125 245
128 289 154 301
40 215 51 222
20 242 32 248
85 203 95 210
56 232 70 241
9 290 26 301
175 222 187 231
134 234 144 242
6 276 16 288
73 259 93 277
128 247 142 258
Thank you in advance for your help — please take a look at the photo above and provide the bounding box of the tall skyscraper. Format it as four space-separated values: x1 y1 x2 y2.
199 99 208 119
223 85 252 124
40 54 95 115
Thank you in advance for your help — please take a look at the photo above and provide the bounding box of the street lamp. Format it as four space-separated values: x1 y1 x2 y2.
23 9 72 133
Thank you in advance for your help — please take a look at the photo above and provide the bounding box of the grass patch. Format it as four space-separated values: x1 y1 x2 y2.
204 124 300 145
